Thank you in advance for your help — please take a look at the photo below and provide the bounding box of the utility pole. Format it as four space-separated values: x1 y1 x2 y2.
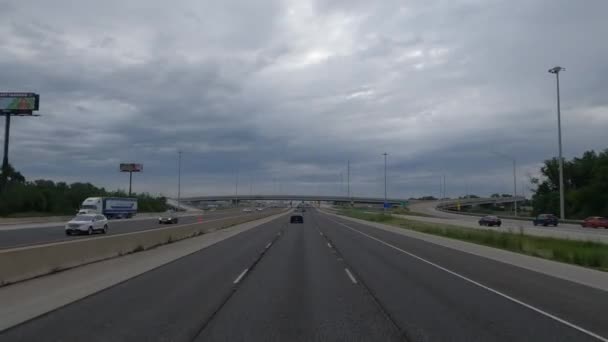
177 151 182 212
549 66 566 220
383 153 388 213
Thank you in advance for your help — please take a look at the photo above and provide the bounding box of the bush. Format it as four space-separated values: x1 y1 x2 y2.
0 169 167 216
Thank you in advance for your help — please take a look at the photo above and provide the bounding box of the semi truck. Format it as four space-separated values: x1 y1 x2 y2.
78 197 138 219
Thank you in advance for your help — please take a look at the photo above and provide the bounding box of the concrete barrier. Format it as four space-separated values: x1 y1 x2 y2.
0 209 287 286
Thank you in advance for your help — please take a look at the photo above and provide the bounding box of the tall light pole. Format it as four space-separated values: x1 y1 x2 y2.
512 159 517 216
549 66 566 220
492 152 518 216
347 160 351 204
235 169 239 207
383 153 388 213
439 176 442 200
177 151 182 212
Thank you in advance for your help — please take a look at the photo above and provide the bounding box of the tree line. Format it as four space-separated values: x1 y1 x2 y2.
531 148 608 219
0 164 167 216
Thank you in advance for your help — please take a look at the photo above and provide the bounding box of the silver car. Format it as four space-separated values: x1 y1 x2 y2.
65 214 108 235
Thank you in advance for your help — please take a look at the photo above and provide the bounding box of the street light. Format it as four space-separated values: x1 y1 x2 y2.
347 160 351 204
177 151 182 212
548 66 566 220
383 153 388 213
492 152 518 216
234 169 239 208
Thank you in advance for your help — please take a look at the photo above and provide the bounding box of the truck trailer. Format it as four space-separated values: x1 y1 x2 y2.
78 197 138 219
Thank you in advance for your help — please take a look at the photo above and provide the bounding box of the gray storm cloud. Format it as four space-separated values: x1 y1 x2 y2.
1 0 607 198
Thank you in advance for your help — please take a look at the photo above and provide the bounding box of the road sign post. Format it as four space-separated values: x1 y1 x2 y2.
120 163 143 196
2 114 10 172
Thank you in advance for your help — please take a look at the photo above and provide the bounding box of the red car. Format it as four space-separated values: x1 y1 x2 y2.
581 217 608 229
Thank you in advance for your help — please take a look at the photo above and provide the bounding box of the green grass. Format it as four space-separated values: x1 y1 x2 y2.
389 208 436 217
339 210 608 271
336 207 435 218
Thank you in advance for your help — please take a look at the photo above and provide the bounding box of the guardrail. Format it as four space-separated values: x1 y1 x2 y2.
0 209 288 286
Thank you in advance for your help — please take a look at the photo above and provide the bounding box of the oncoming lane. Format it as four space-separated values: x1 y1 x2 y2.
0 213 288 341
0 209 249 249
402 202 608 242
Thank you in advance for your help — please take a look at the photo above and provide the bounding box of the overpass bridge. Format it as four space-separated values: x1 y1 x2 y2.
177 195 525 209
437 196 526 209
179 195 410 206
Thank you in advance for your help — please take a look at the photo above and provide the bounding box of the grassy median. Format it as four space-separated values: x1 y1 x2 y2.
338 209 608 271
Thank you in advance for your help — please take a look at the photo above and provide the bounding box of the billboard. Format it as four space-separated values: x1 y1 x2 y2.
0 92 40 113
120 163 143 172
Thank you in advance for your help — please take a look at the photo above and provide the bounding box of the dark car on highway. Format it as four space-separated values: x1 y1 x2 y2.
532 214 558 227
158 210 179 224
478 215 501 227
290 215 304 224
581 217 608 229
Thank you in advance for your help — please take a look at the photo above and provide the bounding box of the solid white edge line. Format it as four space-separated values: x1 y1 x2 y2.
233 268 249 284
327 242 332 248
265 242 272 249
345 268 358 284
328 217 608 342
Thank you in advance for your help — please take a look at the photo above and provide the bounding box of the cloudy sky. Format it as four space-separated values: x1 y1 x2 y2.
1 0 607 199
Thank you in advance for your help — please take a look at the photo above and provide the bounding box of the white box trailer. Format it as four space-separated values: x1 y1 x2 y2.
79 197 138 219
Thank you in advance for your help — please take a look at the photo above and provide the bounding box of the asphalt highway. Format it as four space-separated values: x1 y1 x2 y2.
407 201 608 242
1 209 606 341
0 209 250 249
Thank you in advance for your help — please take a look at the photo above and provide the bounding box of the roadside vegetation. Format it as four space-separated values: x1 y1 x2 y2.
388 207 435 217
0 164 167 216
531 149 608 219
339 209 608 271
413 148 608 220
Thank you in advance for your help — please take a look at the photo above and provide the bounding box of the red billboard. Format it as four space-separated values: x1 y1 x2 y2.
120 163 143 172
